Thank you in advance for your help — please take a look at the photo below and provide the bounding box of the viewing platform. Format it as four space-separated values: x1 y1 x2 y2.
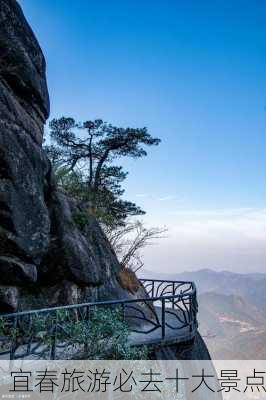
0 279 198 359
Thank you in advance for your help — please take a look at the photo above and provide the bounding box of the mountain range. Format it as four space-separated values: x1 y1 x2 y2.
141 269 266 359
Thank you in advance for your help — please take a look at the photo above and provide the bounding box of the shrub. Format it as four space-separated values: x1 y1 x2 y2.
0 307 150 360
61 307 149 359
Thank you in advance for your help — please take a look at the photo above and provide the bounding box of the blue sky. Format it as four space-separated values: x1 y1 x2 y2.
19 0 266 273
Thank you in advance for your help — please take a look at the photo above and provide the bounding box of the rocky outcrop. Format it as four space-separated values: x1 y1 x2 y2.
40 192 121 286
0 0 139 312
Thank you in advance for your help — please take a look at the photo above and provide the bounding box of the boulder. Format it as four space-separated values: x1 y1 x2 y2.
0 256 37 285
0 286 19 313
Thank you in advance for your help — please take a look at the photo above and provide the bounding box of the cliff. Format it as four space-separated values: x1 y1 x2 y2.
0 1 212 367
0 0 139 312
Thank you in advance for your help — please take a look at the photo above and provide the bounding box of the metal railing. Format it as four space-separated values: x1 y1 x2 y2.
0 278 198 359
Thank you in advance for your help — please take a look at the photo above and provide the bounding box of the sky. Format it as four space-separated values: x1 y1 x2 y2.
19 0 266 274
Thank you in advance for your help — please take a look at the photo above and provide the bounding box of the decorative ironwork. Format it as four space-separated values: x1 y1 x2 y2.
0 278 198 359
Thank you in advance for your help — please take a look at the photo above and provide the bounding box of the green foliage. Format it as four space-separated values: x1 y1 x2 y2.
65 307 149 360
0 307 149 360
72 209 89 231
53 167 88 201
45 117 160 228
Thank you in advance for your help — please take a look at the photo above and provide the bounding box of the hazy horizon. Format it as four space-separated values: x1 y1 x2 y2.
141 207 266 274
141 266 266 276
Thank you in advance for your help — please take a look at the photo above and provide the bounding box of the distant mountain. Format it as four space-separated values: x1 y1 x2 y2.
199 292 266 334
141 268 266 312
212 330 266 359
140 268 266 359
198 292 266 359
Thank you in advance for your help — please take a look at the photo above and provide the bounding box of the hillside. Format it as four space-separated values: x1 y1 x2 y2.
142 269 266 359
198 292 266 359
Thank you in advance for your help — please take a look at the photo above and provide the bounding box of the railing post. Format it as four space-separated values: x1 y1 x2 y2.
161 298 165 340
189 295 193 332
84 306 90 354
50 311 57 360
10 316 18 360
86 305 90 321
172 282 175 309
193 291 198 329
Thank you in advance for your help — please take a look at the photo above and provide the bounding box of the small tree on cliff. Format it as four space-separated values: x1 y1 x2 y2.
45 117 160 228
104 220 167 272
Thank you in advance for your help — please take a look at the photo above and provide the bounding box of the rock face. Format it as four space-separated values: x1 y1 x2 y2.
0 0 138 312
0 2 211 368
154 334 212 360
